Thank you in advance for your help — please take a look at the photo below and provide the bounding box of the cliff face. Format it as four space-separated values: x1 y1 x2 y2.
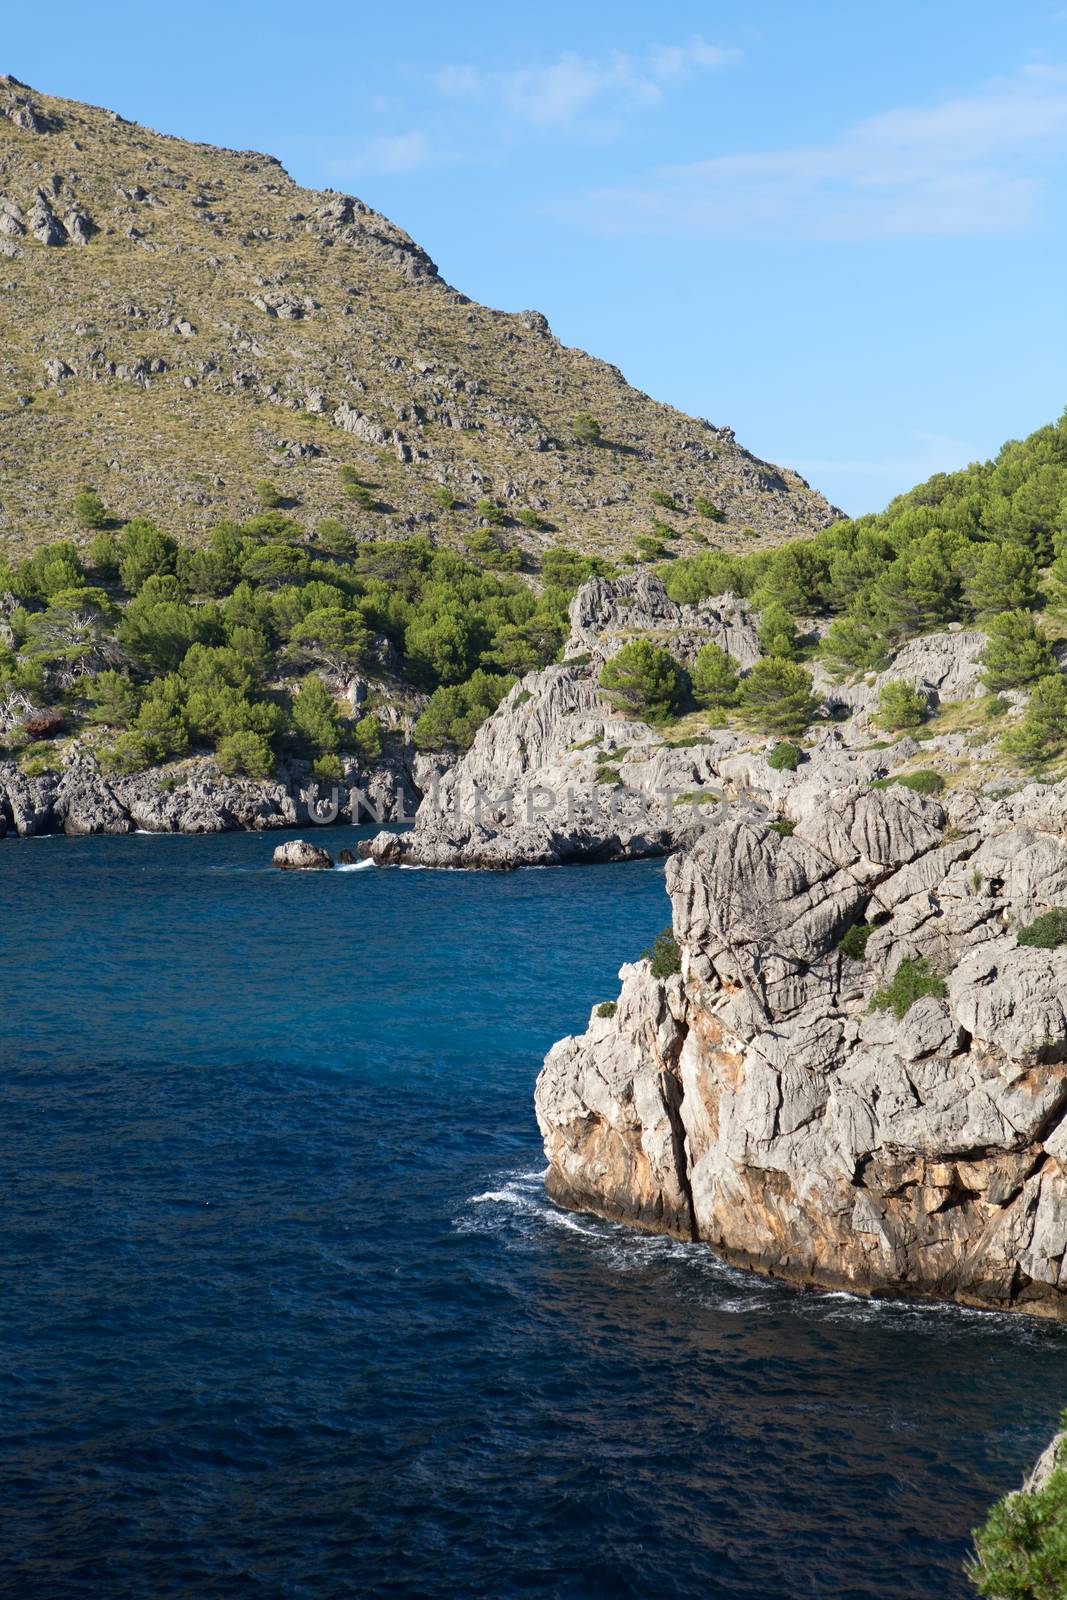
536 781 1067 1317
0 75 838 555
366 569 999 871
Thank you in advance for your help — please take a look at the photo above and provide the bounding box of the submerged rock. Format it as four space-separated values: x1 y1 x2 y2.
272 838 333 870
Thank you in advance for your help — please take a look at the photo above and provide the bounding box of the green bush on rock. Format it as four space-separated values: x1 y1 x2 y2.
642 928 682 978
739 658 820 736
599 640 685 721
875 679 928 732
1017 909 1067 949
871 957 947 1019
968 1424 1067 1599
767 740 802 772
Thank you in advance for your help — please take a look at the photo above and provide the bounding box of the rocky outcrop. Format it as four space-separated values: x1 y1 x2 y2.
273 838 333 870
565 571 760 668
0 744 420 839
374 574 1003 872
536 779 1067 1318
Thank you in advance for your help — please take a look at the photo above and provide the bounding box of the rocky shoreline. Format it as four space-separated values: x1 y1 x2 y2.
534 778 1067 1318
0 746 424 838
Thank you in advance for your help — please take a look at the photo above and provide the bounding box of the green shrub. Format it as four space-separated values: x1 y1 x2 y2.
572 412 602 445
1017 909 1067 949
413 670 515 751
353 713 384 763
431 484 455 510
1000 674 1067 764
290 674 342 756
256 479 282 509
692 642 739 711
981 609 1056 691
517 507 545 530
346 483 375 510
540 547 614 589
759 602 798 660
633 534 670 563
694 496 725 522
85 669 139 728
968 1426 1067 1598
739 657 820 735
770 818 795 837
963 541 1038 618
73 487 109 530
642 928 682 979
595 1000 618 1019
767 740 802 771
872 769 945 796
650 489 677 512
838 922 874 961
215 729 274 780
20 747 62 777
87 529 121 577
476 498 506 527
312 753 343 783
599 640 685 720
876 679 929 731
97 730 160 775
871 957 947 1019
117 519 178 593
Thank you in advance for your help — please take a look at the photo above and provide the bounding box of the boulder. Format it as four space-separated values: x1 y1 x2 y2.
272 838 334 870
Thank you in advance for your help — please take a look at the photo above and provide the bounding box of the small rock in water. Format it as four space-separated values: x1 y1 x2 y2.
272 838 333 870
337 847 356 865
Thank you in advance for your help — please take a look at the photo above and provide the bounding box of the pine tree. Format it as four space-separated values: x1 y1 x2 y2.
981 610 1056 690
739 657 820 735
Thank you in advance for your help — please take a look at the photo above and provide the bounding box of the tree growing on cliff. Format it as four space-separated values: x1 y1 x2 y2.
758 602 799 660
290 673 342 756
413 670 515 751
875 679 929 732
289 607 371 676
968 1421 1067 1598
981 610 1057 691
691 641 739 713
739 657 819 736
598 640 685 721
1000 674 1067 763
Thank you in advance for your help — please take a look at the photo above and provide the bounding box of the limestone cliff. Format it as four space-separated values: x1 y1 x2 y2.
535 780 1067 1316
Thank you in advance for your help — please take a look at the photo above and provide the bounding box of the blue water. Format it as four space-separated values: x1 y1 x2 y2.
1 829 1064 1600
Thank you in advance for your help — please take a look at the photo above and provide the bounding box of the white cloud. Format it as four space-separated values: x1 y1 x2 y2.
328 131 435 177
435 36 738 128
579 64 1067 239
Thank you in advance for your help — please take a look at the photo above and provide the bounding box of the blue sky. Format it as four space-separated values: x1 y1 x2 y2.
7 1 1067 514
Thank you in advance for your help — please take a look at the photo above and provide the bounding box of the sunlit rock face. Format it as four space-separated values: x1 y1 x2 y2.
537 783 1067 1318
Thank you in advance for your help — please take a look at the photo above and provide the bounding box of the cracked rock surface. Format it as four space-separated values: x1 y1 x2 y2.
536 782 1067 1317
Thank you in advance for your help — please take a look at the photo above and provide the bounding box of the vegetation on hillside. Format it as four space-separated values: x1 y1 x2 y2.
0 509 594 776
655 410 1067 763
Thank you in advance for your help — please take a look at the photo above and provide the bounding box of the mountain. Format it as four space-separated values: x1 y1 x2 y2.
0 74 838 558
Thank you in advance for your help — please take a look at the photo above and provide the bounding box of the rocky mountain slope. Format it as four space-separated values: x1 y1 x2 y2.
0 74 837 557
